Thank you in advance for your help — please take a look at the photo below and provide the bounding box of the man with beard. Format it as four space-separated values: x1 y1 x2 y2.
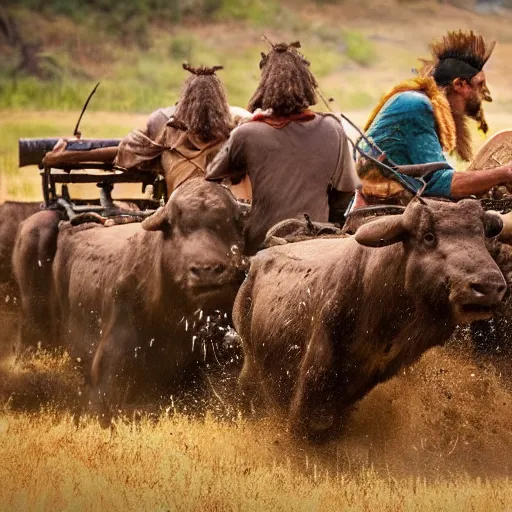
116 64 251 198
206 41 361 255
356 30 512 205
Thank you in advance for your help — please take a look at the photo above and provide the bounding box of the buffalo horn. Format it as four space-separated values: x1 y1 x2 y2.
355 215 406 248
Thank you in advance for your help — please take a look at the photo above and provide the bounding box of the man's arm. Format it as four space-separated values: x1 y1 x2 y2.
409 130 512 197
330 120 361 192
450 166 512 197
205 127 247 182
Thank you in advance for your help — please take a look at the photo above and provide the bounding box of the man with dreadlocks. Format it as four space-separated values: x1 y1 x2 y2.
155 63 234 195
206 41 361 255
356 30 512 205
116 63 251 198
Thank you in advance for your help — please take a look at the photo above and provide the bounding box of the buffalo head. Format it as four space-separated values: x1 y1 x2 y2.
142 178 249 310
355 198 507 324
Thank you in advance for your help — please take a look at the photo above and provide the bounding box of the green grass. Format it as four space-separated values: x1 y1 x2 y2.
0 4 381 113
0 111 149 200
215 0 283 25
342 29 377 67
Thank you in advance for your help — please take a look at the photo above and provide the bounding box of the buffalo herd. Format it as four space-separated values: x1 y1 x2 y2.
1 185 511 439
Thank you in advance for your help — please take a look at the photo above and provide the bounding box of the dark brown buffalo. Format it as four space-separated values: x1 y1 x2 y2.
234 198 507 440
0 201 44 354
0 201 43 296
46 178 247 421
12 208 64 354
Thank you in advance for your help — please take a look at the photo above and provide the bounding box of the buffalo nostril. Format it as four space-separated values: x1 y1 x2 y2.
190 266 200 275
470 282 487 295
214 264 226 274
470 281 507 297
497 283 507 295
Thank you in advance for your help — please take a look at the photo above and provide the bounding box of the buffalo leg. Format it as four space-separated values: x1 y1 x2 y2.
234 274 265 414
88 302 138 427
238 351 265 415
288 324 337 441
13 210 62 354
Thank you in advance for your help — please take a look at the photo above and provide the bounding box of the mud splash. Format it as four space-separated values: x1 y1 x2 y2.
0 350 83 411
0 332 511 480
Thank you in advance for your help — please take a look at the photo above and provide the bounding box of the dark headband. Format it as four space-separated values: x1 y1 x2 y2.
433 58 480 86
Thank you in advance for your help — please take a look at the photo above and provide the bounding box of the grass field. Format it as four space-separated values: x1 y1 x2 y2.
1 340 512 511
0 110 150 201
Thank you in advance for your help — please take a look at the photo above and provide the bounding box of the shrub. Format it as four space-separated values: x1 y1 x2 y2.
342 29 376 67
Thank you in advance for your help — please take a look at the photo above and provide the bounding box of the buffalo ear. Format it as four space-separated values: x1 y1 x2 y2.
483 211 503 238
355 215 406 247
141 207 170 232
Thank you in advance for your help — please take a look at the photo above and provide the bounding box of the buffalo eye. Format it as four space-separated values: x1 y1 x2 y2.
423 232 436 246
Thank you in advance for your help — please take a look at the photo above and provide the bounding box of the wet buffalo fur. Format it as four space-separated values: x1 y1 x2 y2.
172 63 232 143
14 179 248 424
0 202 42 291
248 41 318 117
12 208 65 355
0 201 44 355
234 199 507 441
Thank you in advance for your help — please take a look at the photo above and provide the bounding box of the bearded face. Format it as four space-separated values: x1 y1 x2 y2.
466 72 491 133
465 89 483 118
445 71 493 160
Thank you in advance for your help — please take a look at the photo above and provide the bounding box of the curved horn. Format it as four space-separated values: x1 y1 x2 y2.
355 215 406 248
141 207 170 232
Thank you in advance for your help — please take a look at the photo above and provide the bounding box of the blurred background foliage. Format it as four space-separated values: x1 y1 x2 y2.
2 0 512 198
0 0 511 113
0 0 422 112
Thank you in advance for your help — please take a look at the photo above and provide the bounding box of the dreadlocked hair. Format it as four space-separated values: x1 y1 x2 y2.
248 41 318 117
172 63 232 143
417 30 496 86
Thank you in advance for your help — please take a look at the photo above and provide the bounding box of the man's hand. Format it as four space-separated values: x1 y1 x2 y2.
450 165 512 198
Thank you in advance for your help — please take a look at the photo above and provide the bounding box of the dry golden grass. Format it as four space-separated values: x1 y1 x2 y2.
1 337 512 511
0 411 511 512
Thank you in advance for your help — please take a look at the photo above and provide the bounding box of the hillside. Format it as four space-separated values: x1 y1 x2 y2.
3 0 512 199
2 0 512 113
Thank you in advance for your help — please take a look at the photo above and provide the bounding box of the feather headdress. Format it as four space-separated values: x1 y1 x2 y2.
418 30 496 83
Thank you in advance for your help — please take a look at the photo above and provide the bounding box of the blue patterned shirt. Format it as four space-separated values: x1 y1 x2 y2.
363 91 454 197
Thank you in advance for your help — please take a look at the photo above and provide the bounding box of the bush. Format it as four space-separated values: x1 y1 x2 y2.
169 35 197 61
215 0 282 25
342 30 376 67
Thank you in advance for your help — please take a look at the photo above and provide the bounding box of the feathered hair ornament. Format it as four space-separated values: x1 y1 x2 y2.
182 63 224 76
417 30 496 86
258 38 311 70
